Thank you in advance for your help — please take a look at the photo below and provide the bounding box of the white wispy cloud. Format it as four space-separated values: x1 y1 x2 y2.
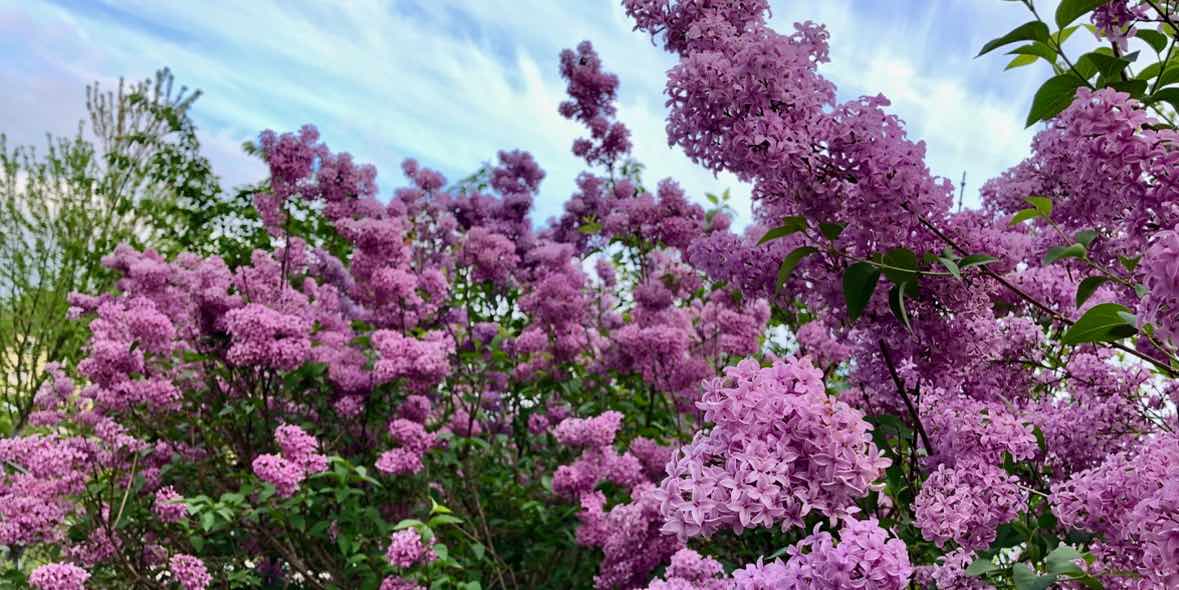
1 0 1053 223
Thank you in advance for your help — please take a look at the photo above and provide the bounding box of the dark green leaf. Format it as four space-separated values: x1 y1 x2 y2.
758 216 808 245
888 282 913 333
776 246 818 291
881 247 919 284
1158 67 1179 87
1044 243 1086 265
1082 51 1135 79
1056 0 1112 29
1013 564 1058 590
1061 303 1138 345
1138 29 1169 53
1076 276 1110 308
1150 87 1179 112
979 21 1051 57
819 222 846 240
1119 255 1141 272
843 262 881 322
1027 74 1087 127
1104 79 1148 98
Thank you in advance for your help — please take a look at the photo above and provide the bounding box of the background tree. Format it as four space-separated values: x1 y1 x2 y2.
0 69 223 435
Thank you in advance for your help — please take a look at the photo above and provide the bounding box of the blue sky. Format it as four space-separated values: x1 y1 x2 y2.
1 1 1068 225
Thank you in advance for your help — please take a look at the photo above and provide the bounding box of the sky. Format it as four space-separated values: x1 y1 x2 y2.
0 0 1069 226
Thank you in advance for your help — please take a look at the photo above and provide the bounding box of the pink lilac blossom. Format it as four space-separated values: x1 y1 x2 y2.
28 563 90 590
251 454 305 498
728 517 912 589
913 460 1027 550
153 486 187 523
169 554 211 590
1140 228 1179 345
656 357 889 540
274 424 330 474
1052 434 1179 586
380 577 425 590
386 529 435 568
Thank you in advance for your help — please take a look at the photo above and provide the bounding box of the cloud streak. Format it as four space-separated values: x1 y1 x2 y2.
2 1 1055 224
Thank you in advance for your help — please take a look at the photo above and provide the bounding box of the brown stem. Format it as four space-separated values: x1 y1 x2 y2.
878 339 935 456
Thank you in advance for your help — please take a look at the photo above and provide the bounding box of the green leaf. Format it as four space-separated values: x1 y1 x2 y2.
888 282 913 333
1010 208 1042 225
960 254 999 268
1082 51 1135 79
1061 303 1138 345
1158 66 1179 88
1013 564 1058 590
1150 87 1179 112
1055 25 1080 46
1056 0 1111 29
843 262 881 322
1136 62 1164 81
1006 53 1040 70
394 518 425 530
577 221 601 234
965 557 998 577
938 257 961 280
1138 29 1169 53
1076 276 1110 308
758 216 808 245
819 222 846 240
1075 229 1099 247
429 514 464 527
1025 195 1053 216
1027 74 1087 127
471 543 486 560
1119 255 1141 272
880 247 918 284
1044 243 1086 265
1008 43 1057 62
1046 544 1086 576
776 246 818 291
979 21 1051 57
1104 79 1148 98
201 511 215 532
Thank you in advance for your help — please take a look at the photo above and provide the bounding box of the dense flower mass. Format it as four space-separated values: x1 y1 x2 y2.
29 563 90 590
656 357 889 540
4 0 1179 588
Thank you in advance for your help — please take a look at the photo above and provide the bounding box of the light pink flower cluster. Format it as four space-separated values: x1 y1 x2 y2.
251 424 329 497
385 528 435 569
914 460 1027 550
29 563 90 590
169 554 210 590
152 486 187 523
656 357 889 540
376 418 437 476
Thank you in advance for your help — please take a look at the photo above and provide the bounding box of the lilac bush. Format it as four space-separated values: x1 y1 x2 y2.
4 0 1179 589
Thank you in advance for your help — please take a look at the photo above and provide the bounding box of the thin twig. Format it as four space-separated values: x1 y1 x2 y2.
878 339 935 455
